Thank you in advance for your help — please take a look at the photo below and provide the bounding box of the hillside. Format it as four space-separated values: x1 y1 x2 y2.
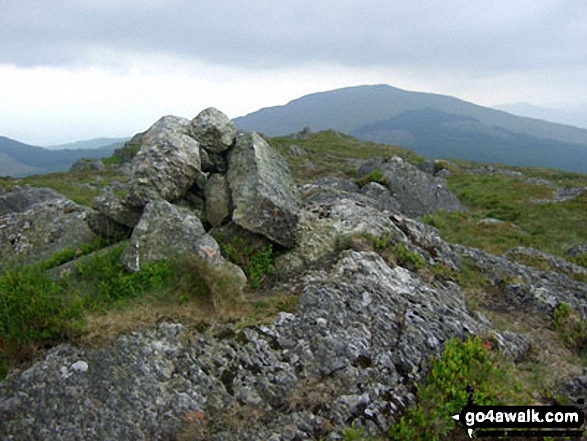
0 136 124 177
46 137 128 151
234 84 587 173
1 114 587 440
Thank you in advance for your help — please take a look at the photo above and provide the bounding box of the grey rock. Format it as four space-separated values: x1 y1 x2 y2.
477 217 506 226
565 243 587 258
289 144 308 156
227 132 300 248
191 107 236 154
290 127 313 139
436 168 452 178
491 331 532 363
416 159 436 175
454 244 587 318
70 158 105 172
93 192 142 228
357 156 466 217
141 114 192 143
205 173 232 227
360 182 402 213
0 196 97 269
0 185 63 216
127 115 201 206
85 210 130 240
292 184 407 267
468 166 523 177
391 214 463 271
313 177 360 194
505 247 587 280
2 250 518 440
556 374 587 407
123 199 232 272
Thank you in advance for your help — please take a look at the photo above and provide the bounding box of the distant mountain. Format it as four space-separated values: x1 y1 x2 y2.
46 137 129 151
234 84 587 173
0 136 123 177
493 102 587 131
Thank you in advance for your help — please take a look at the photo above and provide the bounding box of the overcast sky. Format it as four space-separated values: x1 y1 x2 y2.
1 0 586 145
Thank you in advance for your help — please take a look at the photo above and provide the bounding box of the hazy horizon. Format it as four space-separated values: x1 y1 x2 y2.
2 1 586 145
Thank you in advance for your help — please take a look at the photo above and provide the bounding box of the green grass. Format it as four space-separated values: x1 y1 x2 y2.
0 169 129 207
0 244 214 378
267 131 422 183
216 234 275 289
355 169 386 187
422 172 587 257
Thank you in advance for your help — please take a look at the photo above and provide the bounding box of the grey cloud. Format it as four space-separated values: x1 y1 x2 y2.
1 0 585 73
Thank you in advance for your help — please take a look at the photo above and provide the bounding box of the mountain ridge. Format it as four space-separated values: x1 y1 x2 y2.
234 84 587 173
0 136 124 177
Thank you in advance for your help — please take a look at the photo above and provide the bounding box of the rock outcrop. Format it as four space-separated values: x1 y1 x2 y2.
0 250 531 440
0 185 63 216
0 194 97 270
357 156 466 217
70 158 105 172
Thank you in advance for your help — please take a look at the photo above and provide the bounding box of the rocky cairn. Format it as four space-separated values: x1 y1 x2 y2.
91 108 300 274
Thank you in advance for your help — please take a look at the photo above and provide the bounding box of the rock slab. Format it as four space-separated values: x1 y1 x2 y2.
227 132 300 248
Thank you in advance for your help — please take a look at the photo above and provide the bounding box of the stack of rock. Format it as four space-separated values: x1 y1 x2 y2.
90 108 300 278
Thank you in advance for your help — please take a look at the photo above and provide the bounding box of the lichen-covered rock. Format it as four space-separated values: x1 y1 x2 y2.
360 182 402 213
0 196 97 269
128 137 201 205
1 251 528 440
141 114 192 144
357 156 466 217
127 115 201 206
0 185 63 216
505 246 587 280
290 182 407 267
191 107 236 154
454 244 587 317
122 199 236 274
205 173 232 227
227 132 300 248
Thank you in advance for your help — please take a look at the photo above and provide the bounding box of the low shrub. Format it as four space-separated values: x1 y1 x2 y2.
217 234 275 289
388 336 504 440
552 302 587 353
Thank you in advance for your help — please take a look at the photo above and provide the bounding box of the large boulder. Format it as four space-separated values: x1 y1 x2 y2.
357 156 466 217
227 132 300 248
0 185 63 216
191 107 236 154
127 116 201 206
0 195 98 269
93 192 142 228
122 199 245 290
